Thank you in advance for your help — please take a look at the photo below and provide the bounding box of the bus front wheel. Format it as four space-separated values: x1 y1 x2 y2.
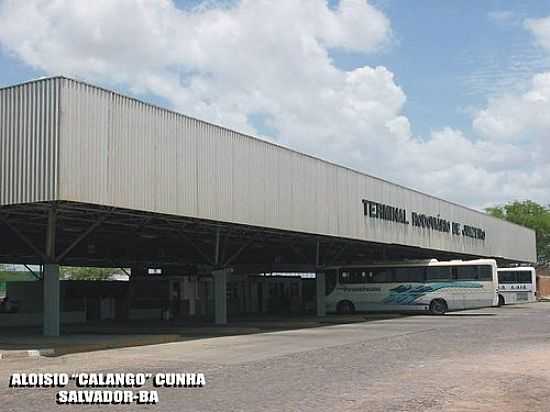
337 300 355 315
429 299 447 315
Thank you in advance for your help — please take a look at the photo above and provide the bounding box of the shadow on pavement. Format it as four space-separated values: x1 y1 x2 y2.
0 313 407 357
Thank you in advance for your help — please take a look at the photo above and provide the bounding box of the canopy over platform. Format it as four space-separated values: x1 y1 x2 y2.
0 77 536 266
0 77 537 336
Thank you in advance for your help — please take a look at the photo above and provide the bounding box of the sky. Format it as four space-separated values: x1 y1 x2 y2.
0 0 550 210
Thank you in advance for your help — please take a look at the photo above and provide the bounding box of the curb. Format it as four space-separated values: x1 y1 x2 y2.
0 335 184 359
0 348 55 360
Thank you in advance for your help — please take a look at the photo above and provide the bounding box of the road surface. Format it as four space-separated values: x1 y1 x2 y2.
1 302 550 411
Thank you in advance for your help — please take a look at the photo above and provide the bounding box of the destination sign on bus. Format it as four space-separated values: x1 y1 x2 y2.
498 284 533 291
362 199 486 240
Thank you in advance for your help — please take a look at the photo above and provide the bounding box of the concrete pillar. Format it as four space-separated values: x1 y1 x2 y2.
43 263 60 336
186 277 197 316
213 269 230 325
316 271 326 317
44 206 60 336
189 298 196 316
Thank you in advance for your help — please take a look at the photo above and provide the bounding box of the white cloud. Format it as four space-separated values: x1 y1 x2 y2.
0 0 393 132
480 17 550 145
467 15 550 207
473 72 550 142
392 127 542 207
526 16 550 51
0 0 548 209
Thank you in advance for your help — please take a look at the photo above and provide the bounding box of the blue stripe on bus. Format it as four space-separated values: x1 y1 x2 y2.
383 283 483 305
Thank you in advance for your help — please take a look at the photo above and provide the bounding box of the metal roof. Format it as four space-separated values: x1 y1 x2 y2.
0 76 537 263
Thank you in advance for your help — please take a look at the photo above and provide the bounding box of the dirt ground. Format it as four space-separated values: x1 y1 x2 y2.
349 347 550 412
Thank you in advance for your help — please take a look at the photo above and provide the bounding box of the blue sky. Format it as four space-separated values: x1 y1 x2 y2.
1 0 550 208
331 0 550 138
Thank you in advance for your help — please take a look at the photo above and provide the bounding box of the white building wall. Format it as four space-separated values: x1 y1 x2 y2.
0 79 60 205
1 77 537 262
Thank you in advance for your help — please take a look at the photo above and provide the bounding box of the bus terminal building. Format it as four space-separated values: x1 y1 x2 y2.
0 77 537 336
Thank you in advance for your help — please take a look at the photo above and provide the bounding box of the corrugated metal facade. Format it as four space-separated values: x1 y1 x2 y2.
0 77 537 262
0 78 60 205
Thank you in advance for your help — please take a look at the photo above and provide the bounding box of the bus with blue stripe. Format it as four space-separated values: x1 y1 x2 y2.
324 259 498 315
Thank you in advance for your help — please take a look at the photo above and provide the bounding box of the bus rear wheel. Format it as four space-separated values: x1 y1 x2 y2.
337 300 355 315
429 299 447 315
498 295 505 307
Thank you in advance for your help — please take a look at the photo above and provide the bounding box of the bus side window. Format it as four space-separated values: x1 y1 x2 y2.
478 265 493 281
394 267 424 282
340 271 350 284
371 268 393 283
408 267 426 282
498 271 515 283
517 271 532 283
426 266 450 282
341 270 368 284
394 267 408 282
454 265 478 281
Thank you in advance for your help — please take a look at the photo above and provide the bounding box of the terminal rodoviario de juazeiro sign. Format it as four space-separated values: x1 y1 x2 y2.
362 199 486 241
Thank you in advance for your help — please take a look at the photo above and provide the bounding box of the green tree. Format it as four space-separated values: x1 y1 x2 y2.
61 266 117 281
486 200 550 265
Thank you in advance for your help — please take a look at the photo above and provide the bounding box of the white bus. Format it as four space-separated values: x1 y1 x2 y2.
497 267 537 305
324 259 498 315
